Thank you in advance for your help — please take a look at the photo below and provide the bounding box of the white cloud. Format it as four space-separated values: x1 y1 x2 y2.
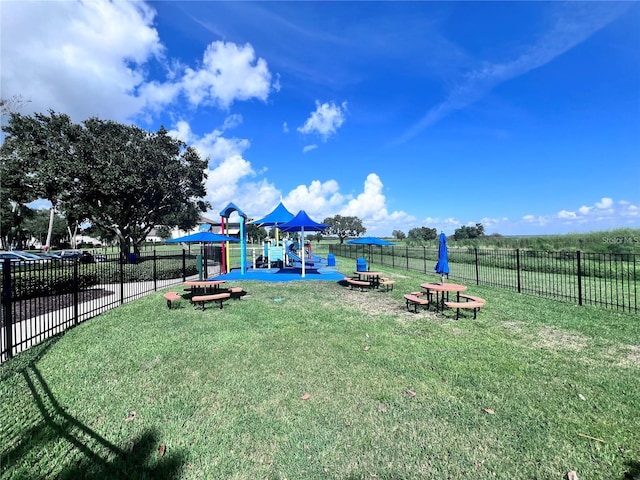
595 197 614 209
283 122 289 133
578 205 592 215
302 144 318 153
557 210 577 219
1 2 277 122
297 101 348 140
284 180 345 218
222 114 243 130
181 41 273 110
515 197 640 233
522 215 550 226
1 0 162 122
339 174 415 236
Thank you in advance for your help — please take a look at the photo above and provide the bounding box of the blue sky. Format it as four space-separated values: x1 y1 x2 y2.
2 1 639 236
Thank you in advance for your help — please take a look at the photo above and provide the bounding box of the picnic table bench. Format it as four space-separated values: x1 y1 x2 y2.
444 294 486 319
379 277 396 291
404 293 429 313
346 278 373 291
163 292 182 309
192 292 231 310
225 286 246 300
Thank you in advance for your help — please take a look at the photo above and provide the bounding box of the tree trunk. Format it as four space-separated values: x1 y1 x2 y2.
118 235 130 259
67 223 79 249
45 207 55 251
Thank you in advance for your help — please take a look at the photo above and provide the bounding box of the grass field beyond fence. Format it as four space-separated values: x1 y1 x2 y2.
1 263 639 479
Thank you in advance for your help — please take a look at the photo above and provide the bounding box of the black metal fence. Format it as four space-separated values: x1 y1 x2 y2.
330 244 639 313
1 250 204 363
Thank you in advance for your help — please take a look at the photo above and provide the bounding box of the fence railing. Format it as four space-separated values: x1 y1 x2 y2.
330 244 639 313
1 250 203 363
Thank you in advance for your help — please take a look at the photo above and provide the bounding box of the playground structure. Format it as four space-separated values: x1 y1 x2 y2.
252 238 326 270
216 202 332 278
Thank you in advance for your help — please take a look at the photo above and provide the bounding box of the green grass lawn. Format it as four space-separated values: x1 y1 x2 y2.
1 263 639 479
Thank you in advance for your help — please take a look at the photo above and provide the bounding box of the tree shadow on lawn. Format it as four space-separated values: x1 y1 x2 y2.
1 338 186 479
623 459 640 480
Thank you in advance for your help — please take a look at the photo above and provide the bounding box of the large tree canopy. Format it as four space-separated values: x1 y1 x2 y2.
407 226 437 243
453 223 485 240
1 111 210 255
322 215 366 244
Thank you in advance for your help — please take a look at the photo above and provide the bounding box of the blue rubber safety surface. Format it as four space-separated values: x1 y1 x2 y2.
210 266 345 283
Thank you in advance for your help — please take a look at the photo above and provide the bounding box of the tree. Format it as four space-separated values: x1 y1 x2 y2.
246 223 268 244
392 230 406 240
22 209 67 248
407 227 437 242
70 120 209 256
1 112 210 256
0 201 34 249
1 111 83 251
453 223 485 240
322 215 366 243
155 225 173 240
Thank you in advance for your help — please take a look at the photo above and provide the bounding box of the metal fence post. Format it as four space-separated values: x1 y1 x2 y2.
577 250 583 306
182 250 186 282
423 246 427 273
2 259 13 360
406 246 409 271
119 252 125 305
516 249 522 293
73 260 79 326
474 248 480 285
153 249 158 291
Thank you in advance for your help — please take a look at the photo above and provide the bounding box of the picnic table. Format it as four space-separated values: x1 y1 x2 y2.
420 282 467 311
184 280 226 295
354 271 383 289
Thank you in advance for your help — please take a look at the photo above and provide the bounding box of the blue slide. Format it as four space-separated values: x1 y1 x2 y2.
287 250 316 267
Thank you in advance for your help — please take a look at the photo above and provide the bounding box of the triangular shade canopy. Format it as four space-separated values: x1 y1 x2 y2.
278 210 328 232
277 210 327 278
166 232 239 243
347 237 395 246
250 202 294 226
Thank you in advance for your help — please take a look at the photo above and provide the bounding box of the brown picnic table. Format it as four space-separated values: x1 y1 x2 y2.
420 282 467 311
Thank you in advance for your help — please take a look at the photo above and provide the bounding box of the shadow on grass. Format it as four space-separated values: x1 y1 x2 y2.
623 460 640 480
1 337 186 479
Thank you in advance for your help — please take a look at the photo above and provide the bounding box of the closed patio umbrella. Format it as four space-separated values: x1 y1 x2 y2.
434 232 449 283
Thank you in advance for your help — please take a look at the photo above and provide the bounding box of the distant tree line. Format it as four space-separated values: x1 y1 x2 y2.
391 223 486 244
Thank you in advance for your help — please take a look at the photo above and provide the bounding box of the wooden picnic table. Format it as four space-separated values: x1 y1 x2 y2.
184 280 226 295
354 271 383 288
420 282 467 311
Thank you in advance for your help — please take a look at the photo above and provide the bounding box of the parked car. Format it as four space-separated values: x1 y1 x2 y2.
36 252 61 261
93 253 107 262
0 251 43 264
79 251 95 264
55 250 83 261
12 250 50 262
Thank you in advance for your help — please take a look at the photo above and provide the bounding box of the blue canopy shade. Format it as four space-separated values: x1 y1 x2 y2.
250 202 294 226
434 232 450 277
277 210 327 278
166 232 239 243
278 210 327 233
347 237 395 246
